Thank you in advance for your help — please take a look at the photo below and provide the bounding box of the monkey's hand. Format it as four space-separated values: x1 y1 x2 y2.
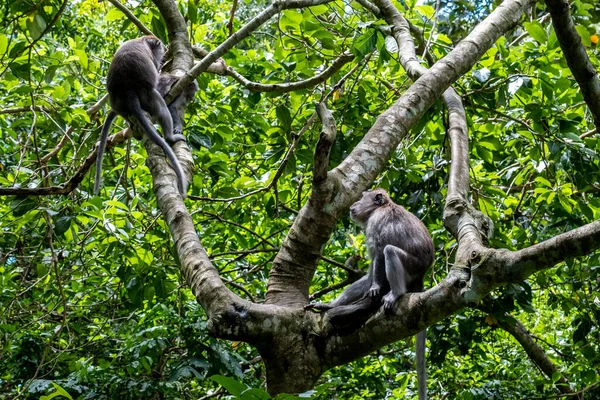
304 303 332 312
368 284 381 299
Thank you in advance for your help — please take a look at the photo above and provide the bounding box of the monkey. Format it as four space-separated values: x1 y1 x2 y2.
94 36 194 197
306 188 434 400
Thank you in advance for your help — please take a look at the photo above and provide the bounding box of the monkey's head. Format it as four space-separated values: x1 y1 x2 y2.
349 188 390 227
140 35 167 70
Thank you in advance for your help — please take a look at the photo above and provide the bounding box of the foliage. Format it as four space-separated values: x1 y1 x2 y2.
1 0 600 399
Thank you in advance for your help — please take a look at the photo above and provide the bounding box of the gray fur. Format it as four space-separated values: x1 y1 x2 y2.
156 73 198 139
94 36 191 197
307 188 434 400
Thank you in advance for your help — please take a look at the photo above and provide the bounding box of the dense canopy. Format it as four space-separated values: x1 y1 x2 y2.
1 0 600 398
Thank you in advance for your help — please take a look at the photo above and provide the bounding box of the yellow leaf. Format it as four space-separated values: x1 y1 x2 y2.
333 88 343 101
485 314 498 326
591 34 599 45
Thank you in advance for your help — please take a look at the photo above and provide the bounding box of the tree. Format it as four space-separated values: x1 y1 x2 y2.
1 0 600 398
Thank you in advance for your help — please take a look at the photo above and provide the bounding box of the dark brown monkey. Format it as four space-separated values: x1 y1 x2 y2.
307 188 434 400
94 36 193 197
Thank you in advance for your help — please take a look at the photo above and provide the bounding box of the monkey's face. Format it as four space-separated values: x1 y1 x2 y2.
350 189 389 227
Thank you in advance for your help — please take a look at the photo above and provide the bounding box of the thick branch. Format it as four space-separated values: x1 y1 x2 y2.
503 219 600 282
331 0 535 208
547 0 600 131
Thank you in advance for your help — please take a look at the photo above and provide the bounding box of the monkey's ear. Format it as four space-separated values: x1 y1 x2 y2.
145 36 163 50
374 193 384 205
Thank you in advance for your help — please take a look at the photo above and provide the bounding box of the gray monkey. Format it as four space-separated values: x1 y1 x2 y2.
307 188 434 400
94 36 196 197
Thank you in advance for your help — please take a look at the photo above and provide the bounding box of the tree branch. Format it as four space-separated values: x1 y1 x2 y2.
169 0 338 99
502 220 600 283
313 103 337 183
0 128 131 196
483 308 572 394
546 0 600 132
226 53 353 93
107 0 154 36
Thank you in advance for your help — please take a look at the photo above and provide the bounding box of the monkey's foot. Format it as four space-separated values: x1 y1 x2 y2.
304 303 332 312
368 285 381 299
167 132 186 144
382 292 397 314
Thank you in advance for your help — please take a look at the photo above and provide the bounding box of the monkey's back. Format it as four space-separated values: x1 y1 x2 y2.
106 41 159 112
365 205 434 269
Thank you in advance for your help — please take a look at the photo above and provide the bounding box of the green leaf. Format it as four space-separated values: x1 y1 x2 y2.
240 388 272 400
524 21 546 45
575 25 591 46
414 5 435 19
188 2 198 24
351 29 378 57
233 176 256 189
105 8 124 21
0 34 8 54
280 10 302 31
40 382 73 400
73 49 88 69
276 105 292 131
210 375 247 397
55 216 72 236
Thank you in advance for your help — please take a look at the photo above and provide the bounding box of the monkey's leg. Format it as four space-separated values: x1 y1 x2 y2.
146 89 185 144
131 95 188 196
381 244 417 313
167 81 198 137
305 275 370 311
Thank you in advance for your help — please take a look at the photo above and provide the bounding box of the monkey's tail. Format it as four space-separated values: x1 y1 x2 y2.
129 97 188 197
416 329 427 400
94 111 117 195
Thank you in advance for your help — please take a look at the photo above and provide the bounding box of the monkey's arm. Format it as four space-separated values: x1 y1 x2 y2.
369 255 387 299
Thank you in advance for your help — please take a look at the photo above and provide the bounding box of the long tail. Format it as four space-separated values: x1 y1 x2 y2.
129 97 188 197
416 329 427 400
94 111 117 195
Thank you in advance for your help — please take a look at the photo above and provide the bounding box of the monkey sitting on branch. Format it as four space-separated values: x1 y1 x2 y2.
306 188 434 400
94 36 197 197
